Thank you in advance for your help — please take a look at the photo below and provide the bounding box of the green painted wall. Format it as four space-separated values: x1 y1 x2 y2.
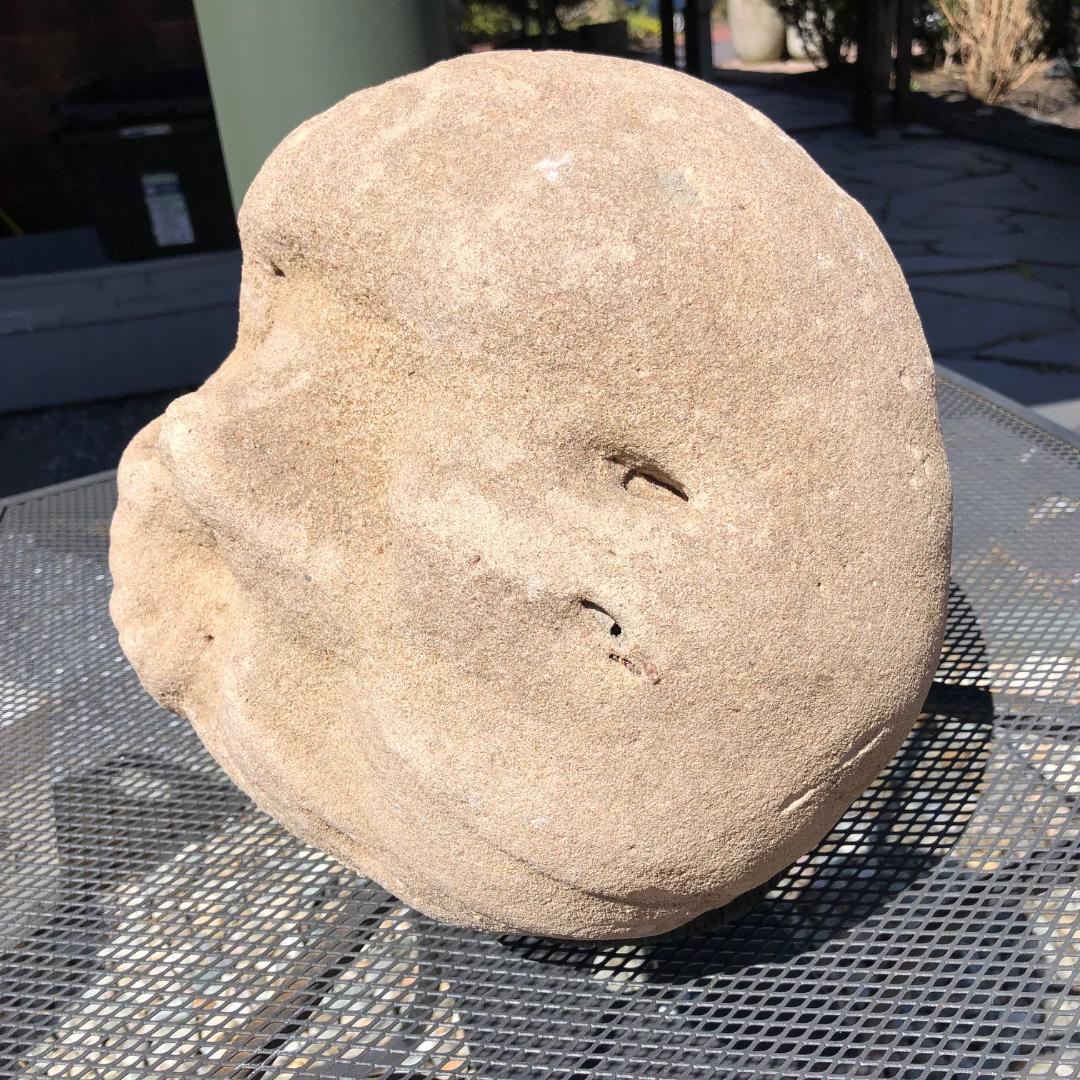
194 0 450 209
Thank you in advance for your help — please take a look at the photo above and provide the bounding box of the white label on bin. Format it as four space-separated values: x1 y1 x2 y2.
141 171 195 247
120 123 172 139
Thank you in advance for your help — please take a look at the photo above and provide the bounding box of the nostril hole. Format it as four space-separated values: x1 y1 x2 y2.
270 262 285 277
580 599 621 638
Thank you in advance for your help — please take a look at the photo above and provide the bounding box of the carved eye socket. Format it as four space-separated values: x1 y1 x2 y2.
605 455 688 503
621 466 688 502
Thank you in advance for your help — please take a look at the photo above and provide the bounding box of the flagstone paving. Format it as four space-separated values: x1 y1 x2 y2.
720 84 1080 432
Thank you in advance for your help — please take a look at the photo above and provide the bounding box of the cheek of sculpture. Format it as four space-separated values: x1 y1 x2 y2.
381 403 730 840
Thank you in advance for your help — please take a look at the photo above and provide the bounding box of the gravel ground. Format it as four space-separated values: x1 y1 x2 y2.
0 390 188 500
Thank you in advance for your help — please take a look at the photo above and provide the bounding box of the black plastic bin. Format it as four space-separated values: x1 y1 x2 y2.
59 69 238 262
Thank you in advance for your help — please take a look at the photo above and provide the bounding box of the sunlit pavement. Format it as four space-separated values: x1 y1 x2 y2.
719 81 1080 432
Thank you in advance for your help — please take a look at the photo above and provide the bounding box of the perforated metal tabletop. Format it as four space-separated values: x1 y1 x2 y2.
1 370 1078 1079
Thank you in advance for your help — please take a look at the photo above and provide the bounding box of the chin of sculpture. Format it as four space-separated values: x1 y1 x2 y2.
110 50 951 940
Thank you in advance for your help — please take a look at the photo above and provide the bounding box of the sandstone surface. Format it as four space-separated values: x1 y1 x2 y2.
110 50 952 939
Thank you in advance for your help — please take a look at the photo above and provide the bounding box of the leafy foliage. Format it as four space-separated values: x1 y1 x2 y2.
626 7 663 46
769 0 859 66
460 0 661 46
461 1 523 40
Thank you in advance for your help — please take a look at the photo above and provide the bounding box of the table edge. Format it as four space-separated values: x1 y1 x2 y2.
936 363 1080 449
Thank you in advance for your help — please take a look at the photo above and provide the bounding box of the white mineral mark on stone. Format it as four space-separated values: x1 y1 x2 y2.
532 152 573 183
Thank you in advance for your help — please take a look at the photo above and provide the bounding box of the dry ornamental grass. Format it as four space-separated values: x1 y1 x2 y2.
941 0 1039 103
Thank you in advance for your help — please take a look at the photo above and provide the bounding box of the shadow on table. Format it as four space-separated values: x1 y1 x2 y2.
495 678 995 978
0 753 245 1068
438 582 1065 1075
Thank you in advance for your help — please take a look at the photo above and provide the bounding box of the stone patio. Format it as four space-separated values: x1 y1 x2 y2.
722 83 1080 432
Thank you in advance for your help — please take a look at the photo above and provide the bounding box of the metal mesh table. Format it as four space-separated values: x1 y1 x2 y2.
1 371 1078 1079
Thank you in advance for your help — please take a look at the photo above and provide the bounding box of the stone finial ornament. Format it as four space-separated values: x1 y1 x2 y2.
110 51 951 940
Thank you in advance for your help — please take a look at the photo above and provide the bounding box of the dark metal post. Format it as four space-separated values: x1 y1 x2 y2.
893 0 914 123
683 0 714 78
853 0 883 132
660 0 676 68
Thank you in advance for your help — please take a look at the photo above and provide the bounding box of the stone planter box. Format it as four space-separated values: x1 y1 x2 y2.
0 240 239 412
729 0 786 62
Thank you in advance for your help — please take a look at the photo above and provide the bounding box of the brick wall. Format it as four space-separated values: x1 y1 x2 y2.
0 0 205 235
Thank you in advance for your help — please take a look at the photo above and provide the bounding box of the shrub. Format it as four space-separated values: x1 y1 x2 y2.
770 0 859 67
627 8 662 47
938 0 1039 101
461 2 522 41
461 0 634 44
1033 0 1079 67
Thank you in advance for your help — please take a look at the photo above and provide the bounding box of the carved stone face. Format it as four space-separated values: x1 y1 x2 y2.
110 51 951 938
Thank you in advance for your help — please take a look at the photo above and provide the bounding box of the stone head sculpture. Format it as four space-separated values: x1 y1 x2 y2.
110 51 951 939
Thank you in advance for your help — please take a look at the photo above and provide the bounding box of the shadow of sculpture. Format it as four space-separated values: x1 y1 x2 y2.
0 752 245 1069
